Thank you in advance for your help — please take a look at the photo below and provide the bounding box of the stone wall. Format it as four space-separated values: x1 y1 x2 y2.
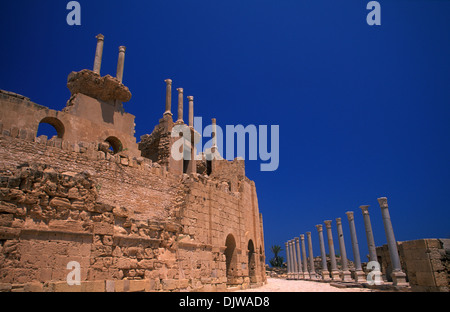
0 128 266 291
376 239 450 292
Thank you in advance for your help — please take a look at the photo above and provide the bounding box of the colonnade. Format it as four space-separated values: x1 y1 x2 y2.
284 197 408 286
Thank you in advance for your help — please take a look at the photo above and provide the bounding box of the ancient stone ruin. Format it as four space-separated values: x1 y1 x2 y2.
0 34 266 292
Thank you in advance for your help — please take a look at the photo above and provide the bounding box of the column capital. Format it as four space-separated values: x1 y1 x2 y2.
315 224 323 232
119 46 126 53
306 232 311 236
346 211 354 221
295 237 299 243
96 33 104 41
187 95 194 101
377 197 388 208
335 217 342 225
360 205 370 215
300 234 305 240
177 87 183 93
324 220 332 228
165 79 172 85
212 118 216 124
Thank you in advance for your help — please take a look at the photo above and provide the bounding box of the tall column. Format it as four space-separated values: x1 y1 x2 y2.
300 234 310 279
377 197 408 286
345 211 366 283
306 232 316 279
285 242 290 279
288 240 295 280
295 237 304 279
316 224 330 281
187 96 194 127
291 240 298 279
336 218 352 282
176 88 184 123
116 46 126 83
164 79 173 116
360 205 378 263
324 220 340 280
211 118 217 150
93 34 104 74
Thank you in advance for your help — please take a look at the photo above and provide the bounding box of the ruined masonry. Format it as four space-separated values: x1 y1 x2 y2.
0 34 266 292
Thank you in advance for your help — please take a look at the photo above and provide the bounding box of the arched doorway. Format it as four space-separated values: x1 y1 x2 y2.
37 117 65 139
248 240 257 283
105 136 123 154
225 234 238 286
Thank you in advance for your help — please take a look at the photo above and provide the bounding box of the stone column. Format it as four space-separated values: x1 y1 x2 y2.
176 88 184 123
345 211 366 283
295 237 304 279
164 79 173 116
335 218 352 282
377 197 408 286
116 46 126 83
291 240 298 279
93 34 104 74
285 242 290 279
300 234 310 279
316 224 330 280
306 232 316 279
211 118 217 151
324 220 340 280
187 96 194 127
360 205 378 263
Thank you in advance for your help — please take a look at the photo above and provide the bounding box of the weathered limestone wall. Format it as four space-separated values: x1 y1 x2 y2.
376 239 450 292
0 131 266 291
0 90 139 157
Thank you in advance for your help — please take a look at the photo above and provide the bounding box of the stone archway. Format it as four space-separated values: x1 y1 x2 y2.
38 117 65 139
248 239 257 283
225 234 238 286
104 136 123 154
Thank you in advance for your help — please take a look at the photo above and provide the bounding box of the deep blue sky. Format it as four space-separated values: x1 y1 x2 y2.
1 0 449 264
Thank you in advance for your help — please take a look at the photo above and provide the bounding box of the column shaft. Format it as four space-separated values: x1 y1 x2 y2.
346 211 366 282
360 205 378 262
295 237 303 278
316 224 330 280
306 232 315 279
176 88 184 123
285 242 290 279
164 79 173 116
336 218 352 281
324 220 340 280
93 34 104 74
377 197 407 286
116 46 126 83
300 234 310 279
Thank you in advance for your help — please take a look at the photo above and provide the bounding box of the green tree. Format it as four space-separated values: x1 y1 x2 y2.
269 245 284 268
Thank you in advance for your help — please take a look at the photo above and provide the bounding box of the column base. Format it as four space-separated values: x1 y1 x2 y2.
392 271 408 286
354 270 367 283
330 270 340 281
309 272 317 280
321 270 331 281
340 270 353 282
302 272 310 279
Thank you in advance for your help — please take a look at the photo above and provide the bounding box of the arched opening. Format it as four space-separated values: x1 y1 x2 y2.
37 117 65 139
105 136 123 154
225 234 238 286
248 239 257 283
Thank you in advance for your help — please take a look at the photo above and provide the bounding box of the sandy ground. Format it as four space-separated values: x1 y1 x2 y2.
235 278 374 292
